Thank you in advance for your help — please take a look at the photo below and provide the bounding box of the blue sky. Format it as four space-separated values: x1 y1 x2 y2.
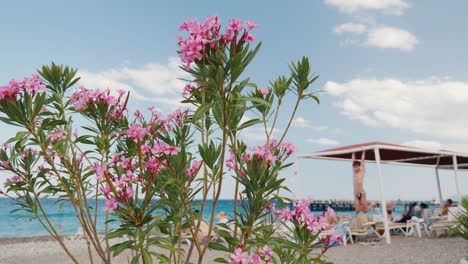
1 0 467 201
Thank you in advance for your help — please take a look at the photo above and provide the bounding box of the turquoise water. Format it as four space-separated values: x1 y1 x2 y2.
0 198 434 238
0 198 237 238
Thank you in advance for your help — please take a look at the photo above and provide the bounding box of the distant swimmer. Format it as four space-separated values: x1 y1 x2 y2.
352 151 375 215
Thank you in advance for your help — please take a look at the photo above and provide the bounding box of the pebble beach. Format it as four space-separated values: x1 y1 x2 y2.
0 235 466 264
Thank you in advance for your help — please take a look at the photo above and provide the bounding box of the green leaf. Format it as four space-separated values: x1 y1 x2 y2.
108 240 134 257
236 118 263 131
242 96 271 107
105 228 131 240
207 242 230 252
141 249 153 264
192 102 214 121
214 257 229 263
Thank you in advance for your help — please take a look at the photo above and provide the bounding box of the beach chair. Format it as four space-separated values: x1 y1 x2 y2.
344 215 379 244
430 206 465 237
372 214 421 238
69 227 85 240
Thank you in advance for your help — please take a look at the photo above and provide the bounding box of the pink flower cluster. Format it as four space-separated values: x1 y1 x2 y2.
272 200 336 235
93 160 136 213
177 16 258 69
185 160 202 180
0 74 46 101
229 246 273 264
258 88 270 96
70 86 127 119
4 175 22 185
125 124 150 142
183 83 199 96
226 140 297 172
46 129 65 143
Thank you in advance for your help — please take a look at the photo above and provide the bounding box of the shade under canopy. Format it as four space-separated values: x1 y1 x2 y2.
295 141 465 245
296 141 468 170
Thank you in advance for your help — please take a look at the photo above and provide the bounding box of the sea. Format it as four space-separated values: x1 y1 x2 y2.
0 198 435 238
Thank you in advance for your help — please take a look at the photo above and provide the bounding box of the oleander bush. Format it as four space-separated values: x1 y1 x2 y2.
0 16 338 264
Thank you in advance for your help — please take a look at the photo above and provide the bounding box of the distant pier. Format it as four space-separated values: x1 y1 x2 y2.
286 201 357 211
286 200 430 212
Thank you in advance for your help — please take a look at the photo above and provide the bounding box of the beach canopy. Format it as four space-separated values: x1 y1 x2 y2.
297 141 468 169
295 141 465 244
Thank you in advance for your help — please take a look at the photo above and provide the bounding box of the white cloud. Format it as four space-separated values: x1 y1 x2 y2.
401 140 468 153
306 138 339 146
241 127 281 142
324 0 409 15
77 57 190 108
325 78 468 140
292 117 329 131
333 23 367 35
366 27 418 51
401 140 444 150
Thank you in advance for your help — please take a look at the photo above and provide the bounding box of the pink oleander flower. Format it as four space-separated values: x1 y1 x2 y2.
251 254 264 264
293 199 310 216
245 20 258 31
145 157 163 174
244 33 255 42
228 18 243 32
73 129 79 138
177 16 257 69
153 142 181 155
113 178 123 189
306 220 322 233
100 184 112 196
304 211 317 223
183 83 197 95
4 175 22 184
274 207 293 221
46 129 65 143
281 141 297 155
140 142 152 155
185 160 202 179
326 206 335 216
240 154 251 161
103 196 118 213
90 162 108 181
124 185 134 199
229 248 250 264
23 74 46 94
125 124 150 142
259 88 270 96
166 109 188 128
122 170 136 182
260 245 273 261
226 150 236 170
267 203 276 210
111 152 124 164
0 74 46 101
134 110 143 120
70 86 126 119
118 156 134 170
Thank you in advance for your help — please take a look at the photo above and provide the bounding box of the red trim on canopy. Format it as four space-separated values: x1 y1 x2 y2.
297 142 468 169
317 142 414 153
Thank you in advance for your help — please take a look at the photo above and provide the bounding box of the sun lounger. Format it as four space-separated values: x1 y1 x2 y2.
344 215 380 244
429 206 465 237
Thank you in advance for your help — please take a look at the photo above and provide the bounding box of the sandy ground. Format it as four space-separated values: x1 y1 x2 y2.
0 235 466 264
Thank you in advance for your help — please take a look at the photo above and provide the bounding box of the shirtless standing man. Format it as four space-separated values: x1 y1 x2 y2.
352 151 375 215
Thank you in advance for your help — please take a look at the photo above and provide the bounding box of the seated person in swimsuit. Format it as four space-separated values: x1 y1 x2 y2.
386 203 395 221
352 151 375 215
